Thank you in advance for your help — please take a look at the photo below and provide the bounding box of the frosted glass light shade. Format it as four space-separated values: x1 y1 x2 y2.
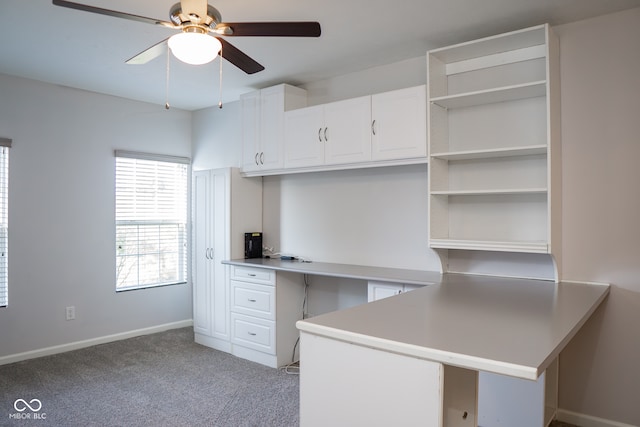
168 32 222 65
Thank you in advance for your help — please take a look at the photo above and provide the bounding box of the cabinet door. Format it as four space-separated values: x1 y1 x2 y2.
211 170 230 340
284 105 325 168
367 281 403 302
241 91 261 172
192 171 212 336
403 284 423 293
324 96 372 165
372 85 427 161
260 86 286 170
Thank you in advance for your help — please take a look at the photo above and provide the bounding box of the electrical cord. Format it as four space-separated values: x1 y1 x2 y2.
280 274 311 375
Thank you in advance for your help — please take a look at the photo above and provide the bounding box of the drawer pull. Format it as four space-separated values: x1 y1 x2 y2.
247 332 257 336
248 298 257 303
248 273 256 277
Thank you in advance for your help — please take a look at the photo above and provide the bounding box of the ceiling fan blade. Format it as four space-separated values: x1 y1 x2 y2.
215 22 321 37
51 0 173 27
219 38 265 74
126 38 170 65
180 0 208 24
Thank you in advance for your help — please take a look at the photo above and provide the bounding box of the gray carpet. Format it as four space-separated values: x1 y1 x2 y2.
0 328 299 426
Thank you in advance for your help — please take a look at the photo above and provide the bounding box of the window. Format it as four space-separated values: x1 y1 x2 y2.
115 151 189 291
0 138 10 307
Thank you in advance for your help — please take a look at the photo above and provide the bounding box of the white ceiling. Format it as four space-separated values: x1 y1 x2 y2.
1 0 639 111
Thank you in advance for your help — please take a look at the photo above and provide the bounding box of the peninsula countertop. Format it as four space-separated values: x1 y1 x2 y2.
296 273 609 380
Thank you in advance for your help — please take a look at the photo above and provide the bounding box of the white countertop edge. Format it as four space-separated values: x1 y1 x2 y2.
534 281 610 371
223 258 441 286
296 320 541 380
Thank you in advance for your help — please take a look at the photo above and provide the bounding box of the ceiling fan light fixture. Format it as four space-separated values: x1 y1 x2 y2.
168 31 221 65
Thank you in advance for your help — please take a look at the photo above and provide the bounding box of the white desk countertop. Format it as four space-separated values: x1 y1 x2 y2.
223 259 609 380
296 274 609 380
222 258 442 286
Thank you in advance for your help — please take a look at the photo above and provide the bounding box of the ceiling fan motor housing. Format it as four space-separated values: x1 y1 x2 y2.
169 2 222 28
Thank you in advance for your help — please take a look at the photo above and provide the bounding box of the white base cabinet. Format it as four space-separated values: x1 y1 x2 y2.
300 332 444 427
192 168 262 352
478 359 558 427
230 266 305 368
367 280 422 302
300 335 557 427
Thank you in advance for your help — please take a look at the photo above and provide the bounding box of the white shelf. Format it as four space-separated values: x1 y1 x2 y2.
427 24 561 264
429 239 549 253
429 24 547 64
430 81 546 109
431 145 547 161
431 188 547 196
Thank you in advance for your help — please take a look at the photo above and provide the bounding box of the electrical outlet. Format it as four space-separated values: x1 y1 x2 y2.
65 306 75 321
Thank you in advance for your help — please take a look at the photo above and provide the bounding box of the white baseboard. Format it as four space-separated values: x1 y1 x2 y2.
0 319 193 366
557 409 638 427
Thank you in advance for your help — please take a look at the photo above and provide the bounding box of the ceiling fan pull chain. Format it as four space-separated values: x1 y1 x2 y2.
165 44 171 110
218 44 223 109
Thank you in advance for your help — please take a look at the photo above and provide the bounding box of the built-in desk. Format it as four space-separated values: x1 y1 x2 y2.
221 258 440 368
296 273 609 427
222 258 442 285
223 259 609 426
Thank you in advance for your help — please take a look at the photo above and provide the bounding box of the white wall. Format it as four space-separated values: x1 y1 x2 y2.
555 9 640 425
0 74 193 359
278 165 437 270
302 57 426 106
191 8 640 425
192 101 241 171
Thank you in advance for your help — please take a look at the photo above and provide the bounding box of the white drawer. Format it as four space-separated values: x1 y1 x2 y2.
231 280 275 320
231 266 275 285
231 313 275 355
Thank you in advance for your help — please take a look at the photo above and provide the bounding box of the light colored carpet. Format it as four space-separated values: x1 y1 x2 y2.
0 328 299 426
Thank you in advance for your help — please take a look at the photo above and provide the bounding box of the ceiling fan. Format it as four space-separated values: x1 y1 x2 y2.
51 0 322 74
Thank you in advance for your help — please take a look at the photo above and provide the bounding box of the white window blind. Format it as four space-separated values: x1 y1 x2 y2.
115 151 189 291
0 139 10 307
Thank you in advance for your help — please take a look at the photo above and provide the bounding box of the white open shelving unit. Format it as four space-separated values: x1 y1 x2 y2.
427 24 561 278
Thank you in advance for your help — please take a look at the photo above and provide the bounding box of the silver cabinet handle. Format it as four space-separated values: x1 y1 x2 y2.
260 152 264 165
248 298 257 303
248 332 257 336
318 128 322 142
248 273 256 277
254 152 259 165
324 127 328 142
372 120 377 135
205 248 210 259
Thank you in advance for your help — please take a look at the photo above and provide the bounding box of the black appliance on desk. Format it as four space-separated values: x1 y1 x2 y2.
244 232 262 259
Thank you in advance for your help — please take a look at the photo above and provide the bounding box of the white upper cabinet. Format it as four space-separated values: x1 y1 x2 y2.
243 84 429 176
241 84 307 173
282 104 325 168
240 91 260 172
285 96 372 168
427 24 561 271
371 85 427 161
